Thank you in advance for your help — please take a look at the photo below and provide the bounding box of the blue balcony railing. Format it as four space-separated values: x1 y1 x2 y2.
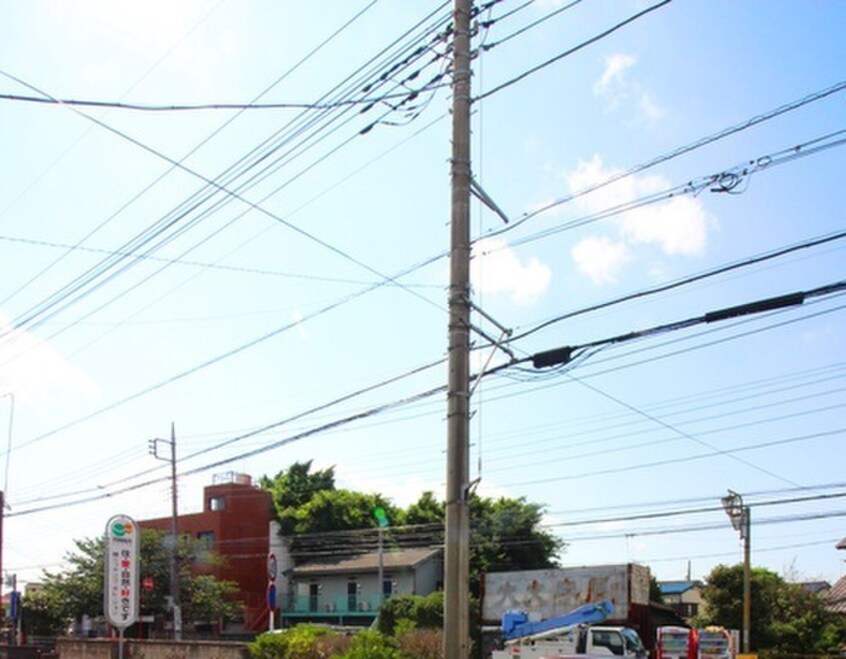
282 593 383 615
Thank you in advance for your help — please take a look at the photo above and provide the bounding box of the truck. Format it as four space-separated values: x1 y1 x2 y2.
482 564 686 655
491 599 648 659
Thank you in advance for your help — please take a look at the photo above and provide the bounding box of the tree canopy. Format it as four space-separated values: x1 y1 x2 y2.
694 563 846 653
261 462 564 587
22 528 241 636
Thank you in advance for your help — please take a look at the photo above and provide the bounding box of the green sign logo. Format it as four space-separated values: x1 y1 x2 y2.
111 521 134 537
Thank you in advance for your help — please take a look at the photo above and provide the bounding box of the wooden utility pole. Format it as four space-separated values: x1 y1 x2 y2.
444 0 472 657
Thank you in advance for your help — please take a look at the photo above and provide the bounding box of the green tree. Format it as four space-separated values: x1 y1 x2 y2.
404 491 444 525
20 588 67 637
649 576 665 604
769 581 846 654
469 495 563 585
699 564 782 649
26 528 242 634
402 490 563 586
697 563 846 652
260 461 336 534
183 574 242 625
261 464 562 594
291 489 403 534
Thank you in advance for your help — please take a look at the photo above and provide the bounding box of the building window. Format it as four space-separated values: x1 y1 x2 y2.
383 579 393 600
347 581 358 611
209 495 226 511
197 531 214 549
309 583 319 613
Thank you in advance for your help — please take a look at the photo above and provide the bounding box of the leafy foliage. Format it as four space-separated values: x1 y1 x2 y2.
697 563 846 653
183 574 242 624
22 528 242 635
291 489 402 535
20 588 67 637
247 624 349 659
649 576 665 604
260 461 336 535
248 626 436 659
336 629 400 659
468 495 563 586
261 463 563 590
376 592 444 636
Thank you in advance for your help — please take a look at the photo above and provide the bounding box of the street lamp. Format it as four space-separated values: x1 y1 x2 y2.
721 490 751 654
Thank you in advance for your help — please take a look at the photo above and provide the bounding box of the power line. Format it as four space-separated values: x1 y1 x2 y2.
476 0 673 101
506 229 846 344
0 0 387 310
502 426 845 488
0 68 445 341
0 88 449 112
480 0 583 51
500 79 846 229
490 128 846 248
0 233 440 290
0 2 455 338
525 280 846 369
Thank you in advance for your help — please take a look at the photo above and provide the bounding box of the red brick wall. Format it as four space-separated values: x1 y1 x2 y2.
140 481 273 630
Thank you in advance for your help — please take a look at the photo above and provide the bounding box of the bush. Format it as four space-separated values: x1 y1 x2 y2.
336 630 399 659
378 592 444 636
248 624 341 659
396 628 443 659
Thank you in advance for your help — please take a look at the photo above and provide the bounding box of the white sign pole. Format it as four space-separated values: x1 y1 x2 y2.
105 514 140 656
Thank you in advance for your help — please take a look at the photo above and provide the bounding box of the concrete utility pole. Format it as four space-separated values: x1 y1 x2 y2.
149 423 182 640
444 0 472 657
1 390 16 636
722 490 751 653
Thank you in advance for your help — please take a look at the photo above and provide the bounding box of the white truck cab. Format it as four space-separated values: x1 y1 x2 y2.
492 624 648 659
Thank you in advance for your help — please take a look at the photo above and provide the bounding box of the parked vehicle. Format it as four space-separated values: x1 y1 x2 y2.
491 600 648 659
483 563 682 654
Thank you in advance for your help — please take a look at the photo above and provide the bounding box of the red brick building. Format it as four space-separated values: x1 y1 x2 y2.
139 472 273 633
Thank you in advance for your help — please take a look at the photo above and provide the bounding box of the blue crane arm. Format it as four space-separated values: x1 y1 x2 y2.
502 599 614 641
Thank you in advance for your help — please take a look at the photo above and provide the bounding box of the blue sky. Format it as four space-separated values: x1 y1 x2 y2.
1 0 845 592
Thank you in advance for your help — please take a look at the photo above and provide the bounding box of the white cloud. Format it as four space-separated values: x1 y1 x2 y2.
638 92 666 120
593 53 637 105
571 236 629 284
564 156 716 282
0 313 98 409
593 53 665 121
336 466 443 508
471 237 551 305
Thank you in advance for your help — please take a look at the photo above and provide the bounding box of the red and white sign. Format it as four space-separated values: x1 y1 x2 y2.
104 514 140 630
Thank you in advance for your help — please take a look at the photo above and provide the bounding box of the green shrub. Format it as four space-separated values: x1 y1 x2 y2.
336 629 400 659
378 592 444 636
248 624 339 659
397 627 443 659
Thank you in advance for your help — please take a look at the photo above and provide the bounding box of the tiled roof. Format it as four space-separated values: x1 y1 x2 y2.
800 581 831 594
826 576 846 615
293 546 441 576
659 580 702 595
